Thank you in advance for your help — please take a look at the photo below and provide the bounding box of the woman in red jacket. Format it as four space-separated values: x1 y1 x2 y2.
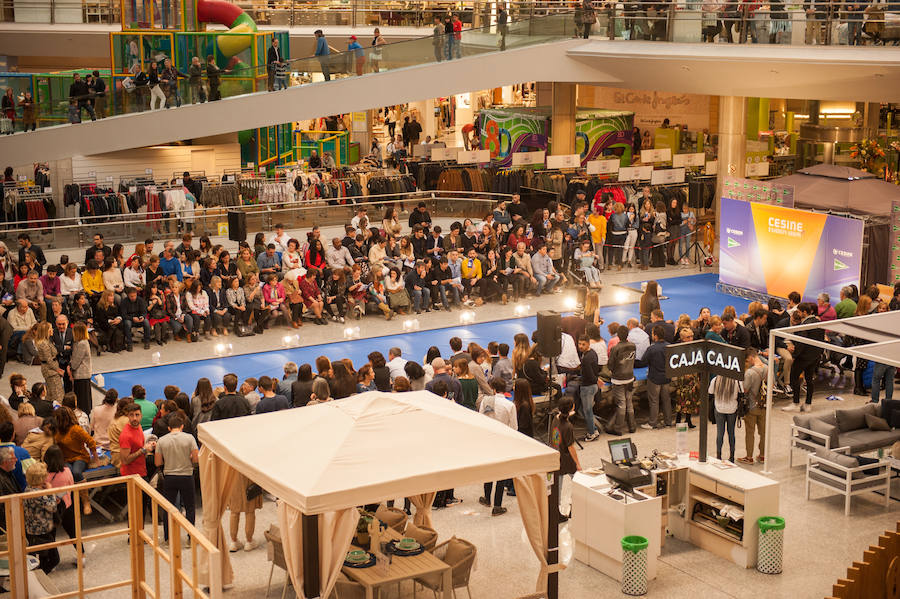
304 239 327 273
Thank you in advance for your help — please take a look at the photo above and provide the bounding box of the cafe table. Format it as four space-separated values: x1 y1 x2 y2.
341 527 452 599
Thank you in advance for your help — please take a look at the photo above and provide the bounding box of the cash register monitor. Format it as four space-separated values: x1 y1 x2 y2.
608 438 636 464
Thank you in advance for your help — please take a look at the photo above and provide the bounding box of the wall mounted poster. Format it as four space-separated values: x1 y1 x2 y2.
479 108 549 167
719 197 864 301
575 109 634 167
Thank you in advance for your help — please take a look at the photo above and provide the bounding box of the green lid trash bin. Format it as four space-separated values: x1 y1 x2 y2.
757 516 785 574
621 535 649 596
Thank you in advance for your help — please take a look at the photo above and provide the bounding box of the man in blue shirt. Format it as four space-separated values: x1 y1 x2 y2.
159 242 182 281
255 376 290 413
531 245 561 295
314 30 331 81
257 244 282 278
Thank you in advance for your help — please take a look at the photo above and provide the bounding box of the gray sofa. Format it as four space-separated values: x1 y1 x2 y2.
789 403 900 467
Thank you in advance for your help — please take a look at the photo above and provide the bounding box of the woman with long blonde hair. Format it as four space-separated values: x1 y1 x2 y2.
583 291 603 327
512 332 531 375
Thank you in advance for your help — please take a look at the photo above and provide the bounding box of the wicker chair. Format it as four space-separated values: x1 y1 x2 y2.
374 504 408 533
333 575 371 599
413 536 476 599
403 522 438 552
264 525 291 599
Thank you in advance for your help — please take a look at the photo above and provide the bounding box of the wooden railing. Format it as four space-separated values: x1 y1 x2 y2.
0 474 221 599
827 520 900 599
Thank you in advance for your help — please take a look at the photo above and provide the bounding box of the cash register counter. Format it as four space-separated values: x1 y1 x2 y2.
571 459 780 579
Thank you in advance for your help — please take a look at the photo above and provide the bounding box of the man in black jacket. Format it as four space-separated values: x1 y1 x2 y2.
783 302 824 412
120 287 151 351
722 314 751 349
84 232 112 265
507 193 529 223
636 325 671 429
90 70 107 118
578 336 601 442
606 326 636 435
266 38 283 91
211 373 252 420
405 261 432 314
68 73 96 122
17 233 46 269
411 226 428 259
52 314 74 392
409 201 432 230
746 308 769 352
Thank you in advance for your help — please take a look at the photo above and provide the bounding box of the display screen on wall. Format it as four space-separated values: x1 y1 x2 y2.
719 197 864 301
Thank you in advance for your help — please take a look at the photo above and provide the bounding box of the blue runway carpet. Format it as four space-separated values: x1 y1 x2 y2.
100 272 745 399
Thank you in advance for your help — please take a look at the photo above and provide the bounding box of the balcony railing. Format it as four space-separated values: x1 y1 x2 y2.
0 7 894 135
0 0 894 46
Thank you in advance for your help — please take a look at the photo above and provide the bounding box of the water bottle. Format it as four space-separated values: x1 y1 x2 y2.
675 423 688 460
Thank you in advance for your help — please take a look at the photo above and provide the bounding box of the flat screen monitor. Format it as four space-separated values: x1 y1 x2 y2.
608 438 635 463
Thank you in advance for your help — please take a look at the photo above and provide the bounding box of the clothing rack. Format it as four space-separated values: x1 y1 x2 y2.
200 180 240 207
2 190 53 227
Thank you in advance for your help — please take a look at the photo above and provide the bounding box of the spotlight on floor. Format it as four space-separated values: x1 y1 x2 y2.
403 319 420 332
562 295 577 311
282 335 294 348
151 351 161 364
343 326 361 340
214 343 227 356
513 304 530 317
614 289 631 304
459 310 476 324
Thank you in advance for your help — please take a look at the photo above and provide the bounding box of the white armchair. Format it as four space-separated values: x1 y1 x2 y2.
789 421 837 467
805 447 892 516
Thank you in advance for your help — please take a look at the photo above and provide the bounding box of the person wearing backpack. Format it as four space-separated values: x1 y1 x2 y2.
738 348 767 464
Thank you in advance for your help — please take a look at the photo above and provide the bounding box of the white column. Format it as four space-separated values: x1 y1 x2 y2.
454 93 475 148
716 96 747 217
409 99 437 141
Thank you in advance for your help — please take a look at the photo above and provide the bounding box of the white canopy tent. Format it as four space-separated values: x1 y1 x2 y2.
764 310 900 472
196 391 561 598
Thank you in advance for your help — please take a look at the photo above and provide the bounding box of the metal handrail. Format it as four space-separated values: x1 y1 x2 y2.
0 190 508 248
0 0 889 31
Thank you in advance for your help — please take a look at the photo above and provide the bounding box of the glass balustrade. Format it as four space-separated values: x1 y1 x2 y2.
0 6 894 135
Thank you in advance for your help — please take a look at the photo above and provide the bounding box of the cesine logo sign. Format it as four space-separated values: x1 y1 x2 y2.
767 216 803 238
832 249 852 257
